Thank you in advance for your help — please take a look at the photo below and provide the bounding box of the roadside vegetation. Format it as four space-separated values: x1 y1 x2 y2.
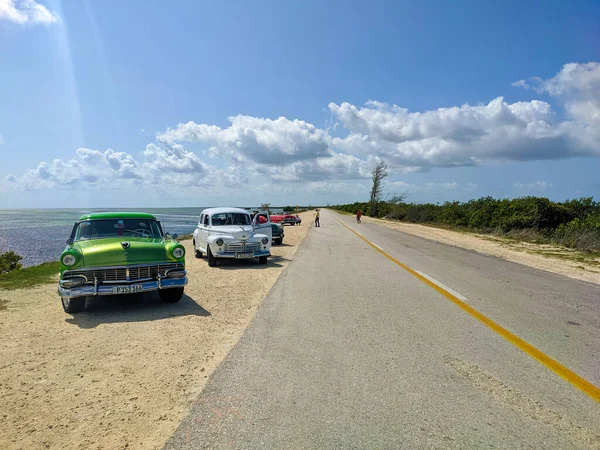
333 196 600 253
0 252 59 290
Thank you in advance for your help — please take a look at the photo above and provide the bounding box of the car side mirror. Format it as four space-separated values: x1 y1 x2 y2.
66 238 74 245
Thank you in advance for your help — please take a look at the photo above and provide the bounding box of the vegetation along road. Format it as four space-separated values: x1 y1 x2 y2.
167 209 600 449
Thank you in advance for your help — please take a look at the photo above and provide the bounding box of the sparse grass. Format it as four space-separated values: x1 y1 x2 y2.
0 261 60 291
177 233 193 241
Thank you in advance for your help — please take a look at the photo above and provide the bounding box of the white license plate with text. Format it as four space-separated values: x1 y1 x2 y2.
235 252 254 259
112 285 144 294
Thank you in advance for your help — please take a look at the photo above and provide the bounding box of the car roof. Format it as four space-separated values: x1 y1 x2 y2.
201 207 251 215
78 212 157 221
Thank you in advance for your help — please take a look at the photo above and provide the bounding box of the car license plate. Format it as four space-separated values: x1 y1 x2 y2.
235 252 254 259
112 285 144 294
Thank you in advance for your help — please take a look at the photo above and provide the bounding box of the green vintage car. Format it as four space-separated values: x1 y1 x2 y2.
58 212 188 313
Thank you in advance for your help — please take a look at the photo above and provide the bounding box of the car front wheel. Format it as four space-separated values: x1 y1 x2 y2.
159 288 184 303
207 245 217 267
274 238 282 245
258 256 268 264
61 297 86 313
193 240 203 258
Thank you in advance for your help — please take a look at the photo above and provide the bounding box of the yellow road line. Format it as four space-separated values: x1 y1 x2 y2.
335 217 600 403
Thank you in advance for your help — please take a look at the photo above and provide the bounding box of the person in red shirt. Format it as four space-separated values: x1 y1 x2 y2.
356 210 362 223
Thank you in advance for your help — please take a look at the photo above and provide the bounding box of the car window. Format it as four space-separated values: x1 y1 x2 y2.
211 213 251 226
74 219 162 240
204 215 209 226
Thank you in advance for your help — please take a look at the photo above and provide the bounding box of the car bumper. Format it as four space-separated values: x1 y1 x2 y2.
214 250 271 259
58 277 188 299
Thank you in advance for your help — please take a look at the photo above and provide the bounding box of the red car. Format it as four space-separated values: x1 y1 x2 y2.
270 214 301 225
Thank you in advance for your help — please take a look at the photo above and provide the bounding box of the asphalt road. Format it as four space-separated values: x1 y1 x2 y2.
165 209 600 449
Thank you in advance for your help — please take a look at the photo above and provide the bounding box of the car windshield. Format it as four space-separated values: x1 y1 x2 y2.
74 219 163 240
211 213 251 226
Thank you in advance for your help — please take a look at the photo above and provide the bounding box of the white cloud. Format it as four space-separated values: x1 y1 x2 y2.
0 0 59 25
513 181 552 192
5 62 600 199
157 115 331 166
2 145 234 192
511 80 529 90
330 93 598 172
546 62 600 127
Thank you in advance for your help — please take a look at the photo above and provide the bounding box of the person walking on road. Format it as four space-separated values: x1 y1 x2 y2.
356 210 362 224
315 209 320 227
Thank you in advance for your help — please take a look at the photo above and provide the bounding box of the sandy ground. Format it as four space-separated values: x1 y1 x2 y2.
358 215 600 285
0 215 311 450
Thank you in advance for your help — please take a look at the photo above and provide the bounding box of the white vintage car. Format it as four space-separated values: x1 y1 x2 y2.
192 207 272 267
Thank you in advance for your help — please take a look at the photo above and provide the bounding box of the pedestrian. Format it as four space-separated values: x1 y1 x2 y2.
315 208 320 227
356 210 362 224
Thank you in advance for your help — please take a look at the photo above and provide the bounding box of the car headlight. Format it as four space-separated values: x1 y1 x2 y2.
216 238 224 246
62 254 76 266
172 247 185 258
261 237 269 245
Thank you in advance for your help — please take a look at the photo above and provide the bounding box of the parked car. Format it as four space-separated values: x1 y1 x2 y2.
193 208 272 267
271 223 285 245
270 214 284 224
282 214 299 225
57 212 188 313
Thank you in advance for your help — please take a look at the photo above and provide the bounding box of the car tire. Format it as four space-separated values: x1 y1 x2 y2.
258 256 268 264
61 297 85 313
159 288 184 303
274 239 282 245
193 241 203 258
207 245 217 267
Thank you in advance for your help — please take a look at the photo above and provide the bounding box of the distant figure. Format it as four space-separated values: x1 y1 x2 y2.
356 210 362 224
315 209 320 227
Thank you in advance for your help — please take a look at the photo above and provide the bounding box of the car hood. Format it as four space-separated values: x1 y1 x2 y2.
73 237 170 267
211 225 255 240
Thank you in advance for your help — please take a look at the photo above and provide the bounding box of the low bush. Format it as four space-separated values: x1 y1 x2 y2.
0 251 23 274
332 196 600 252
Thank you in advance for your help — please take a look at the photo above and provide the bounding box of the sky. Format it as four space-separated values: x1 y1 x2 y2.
0 0 599 208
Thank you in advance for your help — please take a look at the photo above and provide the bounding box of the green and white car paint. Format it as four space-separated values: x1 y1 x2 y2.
58 212 187 313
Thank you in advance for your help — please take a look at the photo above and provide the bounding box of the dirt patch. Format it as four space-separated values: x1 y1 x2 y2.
0 215 311 450
359 216 600 285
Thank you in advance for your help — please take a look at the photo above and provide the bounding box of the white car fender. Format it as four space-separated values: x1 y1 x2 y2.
206 234 234 245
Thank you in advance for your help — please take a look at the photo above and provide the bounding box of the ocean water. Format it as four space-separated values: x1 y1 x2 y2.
0 207 283 267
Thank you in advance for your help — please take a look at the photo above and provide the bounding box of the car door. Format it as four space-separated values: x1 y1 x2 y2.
253 211 272 241
201 214 210 249
195 214 205 252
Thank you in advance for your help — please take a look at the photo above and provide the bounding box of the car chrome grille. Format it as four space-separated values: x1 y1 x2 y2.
223 242 261 252
63 263 184 284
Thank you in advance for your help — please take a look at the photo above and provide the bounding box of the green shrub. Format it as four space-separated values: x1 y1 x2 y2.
0 251 23 274
332 195 600 252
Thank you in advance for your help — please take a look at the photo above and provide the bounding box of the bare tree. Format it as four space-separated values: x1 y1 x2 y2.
368 162 388 217
260 203 271 214
388 192 409 205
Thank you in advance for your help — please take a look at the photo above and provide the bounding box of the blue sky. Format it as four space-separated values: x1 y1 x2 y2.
0 0 599 208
